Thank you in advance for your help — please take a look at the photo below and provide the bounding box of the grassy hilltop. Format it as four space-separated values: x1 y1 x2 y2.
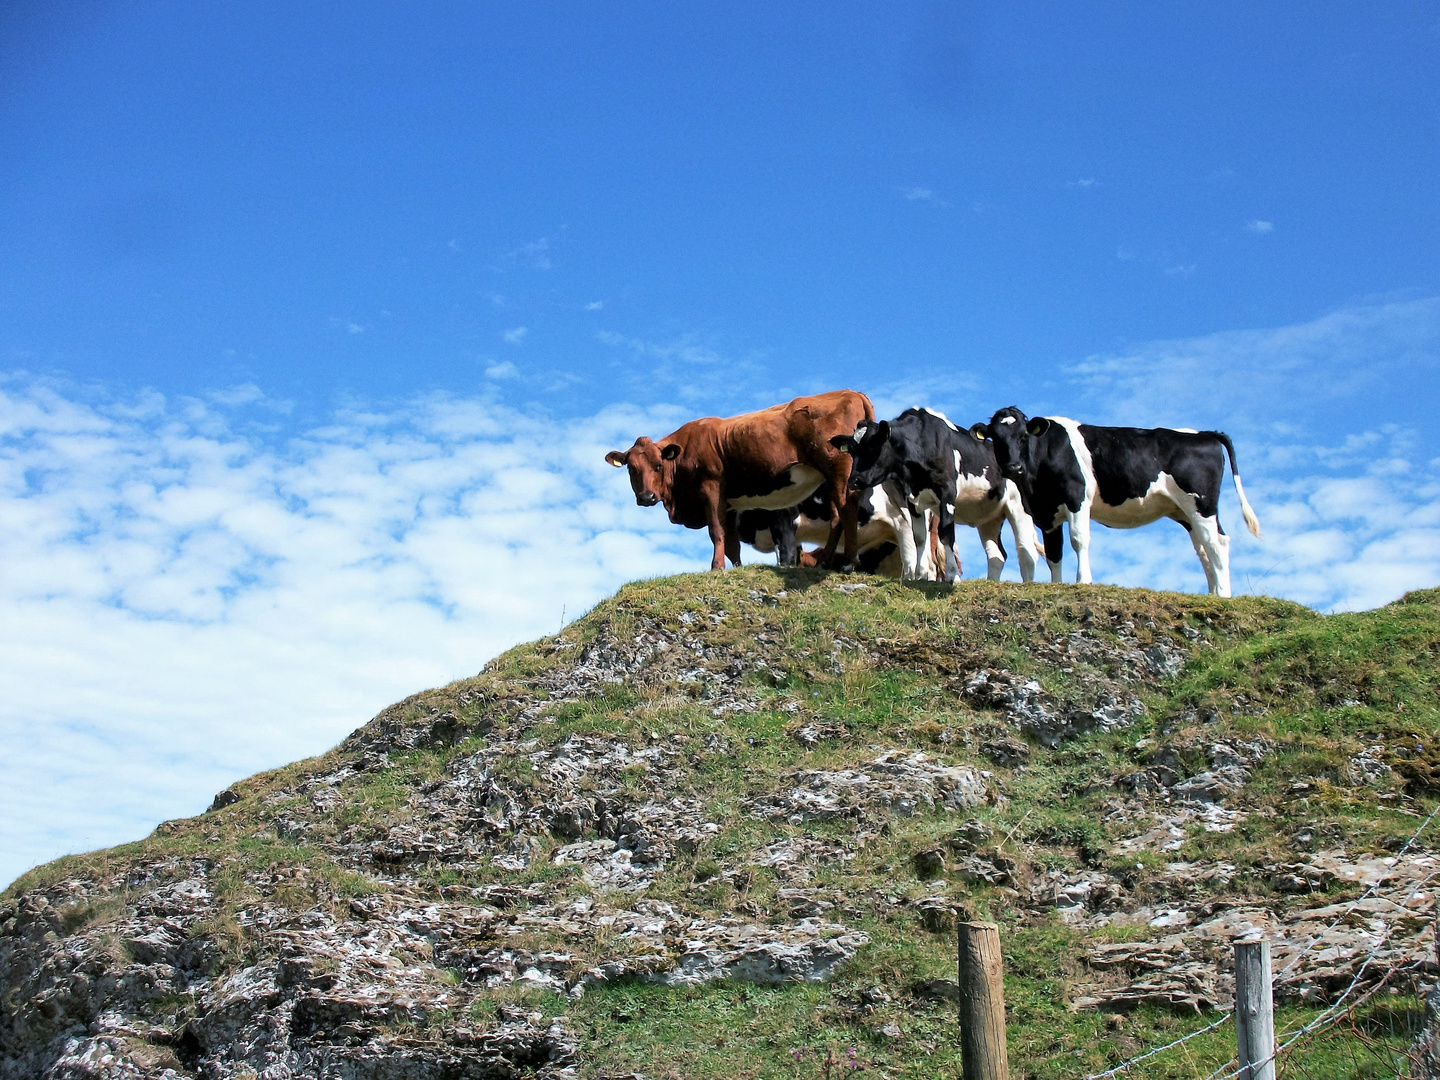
4 570 1440 1079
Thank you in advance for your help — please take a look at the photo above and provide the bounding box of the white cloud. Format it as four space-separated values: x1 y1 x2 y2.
585 301 604 311
3 297 1436 886
1247 220 1275 233
594 329 774 406
0 379 710 887
206 383 268 407
900 186 951 208
1066 177 1098 188
485 361 518 379
494 236 554 271
502 326 527 345
1067 296 1439 431
1163 263 1196 277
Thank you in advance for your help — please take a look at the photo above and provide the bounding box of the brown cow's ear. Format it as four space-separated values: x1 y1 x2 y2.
660 443 681 461
969 423 990 441
1026 417 1051 437
830 434 855 453
605 451 627 467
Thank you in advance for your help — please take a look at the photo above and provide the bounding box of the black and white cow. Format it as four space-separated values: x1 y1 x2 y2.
968 407 1262 596
735 485 945 578
831 408 1040 582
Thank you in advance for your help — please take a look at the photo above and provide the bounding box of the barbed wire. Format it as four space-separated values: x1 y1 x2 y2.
1203 865 1437 1080
1276 800 1440 979
1069 801 1438 1080
1078 1012 1234 1080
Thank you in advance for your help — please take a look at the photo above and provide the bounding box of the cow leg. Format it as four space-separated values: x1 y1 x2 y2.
939 514 960 582
816 478 849 569
1164 478 1231 596
1190 516 1231 597
1002 486 1040 583
724 511 743 568
1183 523 1220 594
771 510 799 567
1043 527 1065 583
703 485 728 571
1070 510 1093 584
839 488 860 569
978 517 1007 581
894 505 921 579
927 510 943 580
912 510 933 580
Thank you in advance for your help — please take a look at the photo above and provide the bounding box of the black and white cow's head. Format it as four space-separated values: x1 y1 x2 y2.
969 407 1050 488
829 419 898 492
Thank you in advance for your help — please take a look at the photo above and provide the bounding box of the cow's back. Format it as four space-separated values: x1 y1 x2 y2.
781 390 873 442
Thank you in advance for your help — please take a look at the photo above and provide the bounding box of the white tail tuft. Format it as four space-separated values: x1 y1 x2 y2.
1233 475 1262 539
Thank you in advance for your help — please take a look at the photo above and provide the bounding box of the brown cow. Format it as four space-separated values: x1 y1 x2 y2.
605 390 875 571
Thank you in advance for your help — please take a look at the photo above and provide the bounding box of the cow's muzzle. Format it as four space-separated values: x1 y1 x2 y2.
636 493 659 507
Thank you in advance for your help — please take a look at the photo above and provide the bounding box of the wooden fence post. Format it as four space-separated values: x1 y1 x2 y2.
957 921 1009 1080
1236 938 1276 1080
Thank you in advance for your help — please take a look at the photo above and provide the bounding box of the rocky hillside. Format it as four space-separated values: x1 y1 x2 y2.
4 570 1440 1079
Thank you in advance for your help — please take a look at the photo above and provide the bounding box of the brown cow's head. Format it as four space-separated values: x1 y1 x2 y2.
605 437 680 508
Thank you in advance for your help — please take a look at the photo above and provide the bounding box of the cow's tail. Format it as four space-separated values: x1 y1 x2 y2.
1211 431 1262 539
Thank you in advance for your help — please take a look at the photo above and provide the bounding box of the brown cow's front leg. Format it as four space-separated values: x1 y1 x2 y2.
724 510 742 568
702 483 727 571
817 473 858 570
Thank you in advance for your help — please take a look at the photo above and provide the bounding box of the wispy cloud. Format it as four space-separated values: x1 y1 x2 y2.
1065 177 1098 188
1117 245 1198 277
1068 296 1440 430
0 378 708 886
206 383 291 411
594 329 778 409
493 232 562 271
596 330 722 366
1247 220 1275 233
585 300 604 311
900 186 952 208
502 326 527 345
484 360 518 379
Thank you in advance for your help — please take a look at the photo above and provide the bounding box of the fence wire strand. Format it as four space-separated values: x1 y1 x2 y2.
1079 1012 1234 1080
1276 801 1440 980
1068 802 1439 1080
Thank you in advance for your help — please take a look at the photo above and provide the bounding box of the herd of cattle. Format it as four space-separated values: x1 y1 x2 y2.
605 389 1262 597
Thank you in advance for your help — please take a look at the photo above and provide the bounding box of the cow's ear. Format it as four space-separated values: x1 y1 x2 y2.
1026 417 1051 437
830 434 855 453
969 423 990 442
876 420 890 441
605 451 627 467
660 443 682 461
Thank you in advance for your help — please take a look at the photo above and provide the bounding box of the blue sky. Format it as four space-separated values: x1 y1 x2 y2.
1 3 1437 885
